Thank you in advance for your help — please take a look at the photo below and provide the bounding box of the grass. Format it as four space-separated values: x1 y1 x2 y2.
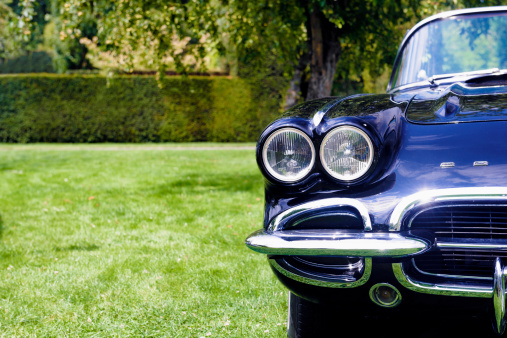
0 144 287 337
0 143 255 150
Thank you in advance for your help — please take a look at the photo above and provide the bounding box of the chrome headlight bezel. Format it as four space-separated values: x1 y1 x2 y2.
319 125 375 182
261 127 316 183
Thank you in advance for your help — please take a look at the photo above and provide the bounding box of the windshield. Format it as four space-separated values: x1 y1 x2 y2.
392 12 507 88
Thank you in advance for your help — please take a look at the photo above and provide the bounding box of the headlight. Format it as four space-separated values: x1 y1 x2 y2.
320 126 374 181
262 128 315 182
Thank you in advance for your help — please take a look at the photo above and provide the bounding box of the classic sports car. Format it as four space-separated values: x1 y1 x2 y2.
246 6 507 337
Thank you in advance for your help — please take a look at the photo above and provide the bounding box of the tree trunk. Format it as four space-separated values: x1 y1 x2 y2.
284 51 310 110
305 10 341 101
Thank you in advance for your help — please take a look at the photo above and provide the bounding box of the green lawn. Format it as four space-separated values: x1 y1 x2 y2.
0 144 287 337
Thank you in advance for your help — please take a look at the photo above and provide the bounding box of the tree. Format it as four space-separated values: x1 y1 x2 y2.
42 0 507 99
224 0 424 103
53 1 416 97
229 0 507 101
0 0 17 61
52 1 220 76
0 0 37 61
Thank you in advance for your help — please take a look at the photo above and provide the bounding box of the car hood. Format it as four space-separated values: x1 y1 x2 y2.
403 82 507 124
262 85 507 229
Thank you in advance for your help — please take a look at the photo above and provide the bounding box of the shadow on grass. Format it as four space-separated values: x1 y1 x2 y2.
55 244 100 252
155 172 263 195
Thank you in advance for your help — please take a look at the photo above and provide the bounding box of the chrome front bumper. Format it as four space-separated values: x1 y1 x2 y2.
247 189 507 335
246 229 430 257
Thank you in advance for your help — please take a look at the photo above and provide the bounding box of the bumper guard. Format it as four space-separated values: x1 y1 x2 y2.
246 229 430 257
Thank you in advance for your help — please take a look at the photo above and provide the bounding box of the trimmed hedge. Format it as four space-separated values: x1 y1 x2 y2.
0 74 282 142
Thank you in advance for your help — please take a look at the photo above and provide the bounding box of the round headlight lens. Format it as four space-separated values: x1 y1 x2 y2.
320 126 374 181
262 128 315 182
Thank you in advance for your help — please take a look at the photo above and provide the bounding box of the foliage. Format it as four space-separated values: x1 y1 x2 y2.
334 0 507 94
223 0 306 76
4 1 507 93
9 0 49 41
237 54 290 133
53 0 461 98
0 1 16 59
46 0 97 72
0 51 54 73
0 0 37 60
52 0 220 76
228 1 420 77
227 0 507 98
0 74 282 143
50 0 425 97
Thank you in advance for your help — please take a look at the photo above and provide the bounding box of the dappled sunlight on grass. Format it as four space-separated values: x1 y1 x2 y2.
0 145 287 336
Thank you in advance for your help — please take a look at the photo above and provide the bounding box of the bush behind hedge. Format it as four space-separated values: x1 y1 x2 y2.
0 52 55 74
0 74 282 143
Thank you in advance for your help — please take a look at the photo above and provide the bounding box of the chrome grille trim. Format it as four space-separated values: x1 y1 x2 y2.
390 187 507 296
389 187 507 231
409 204 507 240
437 241 507 250
411 248 507 279
411 258 492 281
392 262 492 298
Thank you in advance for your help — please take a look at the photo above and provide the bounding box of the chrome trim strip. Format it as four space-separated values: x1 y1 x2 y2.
493 258 507 335
268 198 372 232
392 262 492 298
246 229 429 257
292 256 363 269
389 187 507 231
270 257 372 288
406 203 507 230
411 258 492 281
437 241 507 250
312 97 345 127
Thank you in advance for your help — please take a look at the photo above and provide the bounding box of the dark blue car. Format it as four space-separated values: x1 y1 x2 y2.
246 6 507 337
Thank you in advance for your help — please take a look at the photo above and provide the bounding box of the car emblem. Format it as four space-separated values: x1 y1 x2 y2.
440 161 489 168
440 162 455 168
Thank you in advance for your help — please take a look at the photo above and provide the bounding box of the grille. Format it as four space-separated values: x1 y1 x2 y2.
413 249 507 279
407 204 507 280
410 205 507 240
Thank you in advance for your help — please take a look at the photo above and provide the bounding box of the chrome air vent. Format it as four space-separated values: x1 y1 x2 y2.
286 256 364 280
268 198 372 231
288 208 363 230
270 256 371 288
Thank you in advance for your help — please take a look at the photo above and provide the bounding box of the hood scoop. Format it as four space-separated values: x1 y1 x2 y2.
406 83 507 124
434 94 460 121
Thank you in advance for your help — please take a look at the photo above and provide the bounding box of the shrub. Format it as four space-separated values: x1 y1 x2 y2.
0 52 55 74
0 74 283 142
